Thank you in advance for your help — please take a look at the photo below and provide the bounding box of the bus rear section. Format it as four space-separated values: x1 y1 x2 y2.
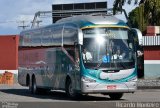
18 46 80 92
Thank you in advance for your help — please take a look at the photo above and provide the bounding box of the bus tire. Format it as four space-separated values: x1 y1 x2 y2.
31 76 38 94
27 75 32 93
109 93 123 100
26 74 30 86
29 78 32 93
66 79 76 98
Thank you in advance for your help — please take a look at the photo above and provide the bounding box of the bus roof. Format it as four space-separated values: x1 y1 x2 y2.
55 15 128 29
19 15 129 47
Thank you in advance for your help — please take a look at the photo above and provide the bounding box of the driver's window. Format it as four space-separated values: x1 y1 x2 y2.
82 47 93 63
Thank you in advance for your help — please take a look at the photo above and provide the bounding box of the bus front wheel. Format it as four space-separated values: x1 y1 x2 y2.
66 79 76 98
109 93 123 100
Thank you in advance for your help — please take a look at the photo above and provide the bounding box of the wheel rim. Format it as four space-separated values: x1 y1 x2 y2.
68 82 74 96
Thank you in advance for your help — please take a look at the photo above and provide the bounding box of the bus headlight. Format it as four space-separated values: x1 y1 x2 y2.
82 76 96 83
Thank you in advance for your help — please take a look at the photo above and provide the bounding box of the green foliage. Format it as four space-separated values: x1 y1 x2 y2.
128 5 147 33
113 0 160 33
143 0 160 25
113 0 139 14
128 0 160 33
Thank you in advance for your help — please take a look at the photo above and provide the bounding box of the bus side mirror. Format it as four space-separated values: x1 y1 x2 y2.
131 28 143 46
78 29 83 45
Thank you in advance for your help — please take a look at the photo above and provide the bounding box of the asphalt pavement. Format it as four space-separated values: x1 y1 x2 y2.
0 84 160 108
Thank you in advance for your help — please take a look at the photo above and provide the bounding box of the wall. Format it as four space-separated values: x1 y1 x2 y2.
0 35 19 70
144 46 160 60
144 46 160 79
0 35 19 84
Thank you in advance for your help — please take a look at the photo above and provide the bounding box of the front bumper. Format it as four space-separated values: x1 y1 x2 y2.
81 81 137 93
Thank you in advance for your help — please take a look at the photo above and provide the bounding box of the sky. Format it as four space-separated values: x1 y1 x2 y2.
0 0 139 35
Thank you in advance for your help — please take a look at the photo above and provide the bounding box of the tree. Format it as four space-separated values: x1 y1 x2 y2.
143 0 160 26
128 5 147 33
113 0 139 14
113 0 160 33
128 0 160 33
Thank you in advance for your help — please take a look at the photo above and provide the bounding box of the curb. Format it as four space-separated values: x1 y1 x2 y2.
137 79 160 89
137 86 160 89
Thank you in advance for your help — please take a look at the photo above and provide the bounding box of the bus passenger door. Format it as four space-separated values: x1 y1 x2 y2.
74 45 81 91
65 47 81 91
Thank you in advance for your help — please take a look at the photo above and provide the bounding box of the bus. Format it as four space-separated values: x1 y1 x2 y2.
18 13 142 99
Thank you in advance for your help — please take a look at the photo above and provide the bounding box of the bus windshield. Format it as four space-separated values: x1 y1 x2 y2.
82 27 135 70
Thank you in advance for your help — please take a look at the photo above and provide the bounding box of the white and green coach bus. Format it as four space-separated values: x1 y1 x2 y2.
18 12 142 99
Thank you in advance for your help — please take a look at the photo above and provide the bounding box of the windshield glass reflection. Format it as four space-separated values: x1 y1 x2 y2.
82 27 135 70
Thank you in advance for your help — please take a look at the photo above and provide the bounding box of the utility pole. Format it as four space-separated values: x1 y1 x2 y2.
18 20 29 30
31 20 42 28
35 20 42 28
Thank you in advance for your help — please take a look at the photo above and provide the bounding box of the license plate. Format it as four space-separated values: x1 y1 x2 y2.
107 85 117 90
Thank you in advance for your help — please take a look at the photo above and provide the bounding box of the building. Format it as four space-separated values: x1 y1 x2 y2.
143 26 160 79
0 35 19 84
